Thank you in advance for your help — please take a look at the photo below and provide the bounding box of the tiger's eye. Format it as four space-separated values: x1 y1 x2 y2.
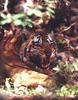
33 35 42 46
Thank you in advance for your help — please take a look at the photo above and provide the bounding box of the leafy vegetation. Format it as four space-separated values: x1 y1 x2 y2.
0 0 57 27
0 13 33 27
4 77 48 96
56 85 78 96
53 58 78 74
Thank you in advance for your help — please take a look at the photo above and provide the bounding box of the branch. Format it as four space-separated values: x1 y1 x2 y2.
4 0 8 12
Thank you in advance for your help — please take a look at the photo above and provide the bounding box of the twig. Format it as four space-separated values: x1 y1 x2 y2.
61 22 78 33
4 0 8 12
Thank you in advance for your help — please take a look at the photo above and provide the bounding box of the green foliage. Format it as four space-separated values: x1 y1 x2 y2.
56 85 78 96
0 13 33 27
27 86 47 95
0 0 57 27
53 58 78 73
4 77 47 96
26 0 56 15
